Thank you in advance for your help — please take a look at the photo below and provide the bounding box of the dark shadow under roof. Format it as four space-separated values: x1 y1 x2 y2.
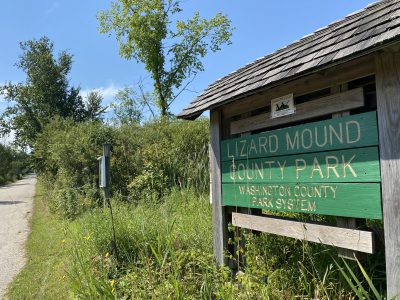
178 0 400 119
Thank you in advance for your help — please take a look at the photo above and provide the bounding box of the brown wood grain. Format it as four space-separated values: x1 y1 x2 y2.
333 106 361 260
232 213 374 253
230 88 364 135
210 110 226 266
375 49 400 299
187 3 392 111
222 55 374 119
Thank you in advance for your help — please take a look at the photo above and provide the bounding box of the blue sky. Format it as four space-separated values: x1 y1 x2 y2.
0 0 374 118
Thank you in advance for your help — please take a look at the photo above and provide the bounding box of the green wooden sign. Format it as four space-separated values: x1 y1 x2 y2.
222 147 380 183
221 111 382 219
221 111 378 161
222 183 382 219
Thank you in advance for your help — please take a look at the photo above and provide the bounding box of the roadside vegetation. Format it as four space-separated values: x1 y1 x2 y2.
5 181 73 300
1 1 387 298
5 116 386 299
0 144 30 184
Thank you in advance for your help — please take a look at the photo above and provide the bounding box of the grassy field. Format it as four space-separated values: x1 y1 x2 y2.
5 182 73 300
5 180 386 299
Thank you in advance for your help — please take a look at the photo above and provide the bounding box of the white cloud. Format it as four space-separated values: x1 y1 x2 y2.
80 82 122 106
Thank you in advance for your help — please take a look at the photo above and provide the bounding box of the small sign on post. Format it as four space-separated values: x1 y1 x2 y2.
102 144 111 199
98 144 118 258
99 156 106 188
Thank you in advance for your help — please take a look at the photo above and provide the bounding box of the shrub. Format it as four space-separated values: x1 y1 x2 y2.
126 118 209 201
34 117 209 216
67 189 384 299
0 143 30 184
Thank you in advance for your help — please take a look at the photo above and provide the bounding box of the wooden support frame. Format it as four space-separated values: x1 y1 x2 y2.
210 110 226 265
375 49 400 299
223 54 375 119
232 213 374 253
208 48 400 298
331 83 364 260
230 88 364 134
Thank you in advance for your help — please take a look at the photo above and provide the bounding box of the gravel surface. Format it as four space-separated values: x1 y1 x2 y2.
0 175 36 299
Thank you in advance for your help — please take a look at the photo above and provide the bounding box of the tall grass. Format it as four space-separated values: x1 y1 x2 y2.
6 180 386 299
66 188 385 299
26 117 387 299
69 188 217 299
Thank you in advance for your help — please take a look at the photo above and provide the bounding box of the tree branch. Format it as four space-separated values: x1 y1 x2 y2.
167 75 196 106
138 80 156 119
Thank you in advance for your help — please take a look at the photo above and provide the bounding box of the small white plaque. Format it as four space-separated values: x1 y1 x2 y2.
99 156 106 188
271 94 295 119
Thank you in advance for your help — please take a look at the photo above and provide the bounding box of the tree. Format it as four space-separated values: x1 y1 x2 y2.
98 0 233 116
111 87 143 126
110 83 157 126
85 91 107 121
0 37 103 147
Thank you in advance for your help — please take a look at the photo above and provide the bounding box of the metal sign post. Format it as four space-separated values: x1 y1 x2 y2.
99 144 118 258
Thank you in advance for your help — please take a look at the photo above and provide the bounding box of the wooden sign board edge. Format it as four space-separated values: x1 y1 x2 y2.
230 87 364 135
232 212 374 253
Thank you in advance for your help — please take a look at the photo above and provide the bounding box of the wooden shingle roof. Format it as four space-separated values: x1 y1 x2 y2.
178 0 400 119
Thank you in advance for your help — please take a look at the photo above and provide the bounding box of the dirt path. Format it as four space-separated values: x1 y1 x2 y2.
0 175 36 299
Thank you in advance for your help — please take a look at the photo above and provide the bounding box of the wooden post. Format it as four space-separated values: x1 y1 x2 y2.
210 110 226 265
331 84 364 260
102 144 118 258
375 49 400 299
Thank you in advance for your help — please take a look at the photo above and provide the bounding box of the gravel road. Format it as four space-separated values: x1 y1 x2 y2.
0 175 36 299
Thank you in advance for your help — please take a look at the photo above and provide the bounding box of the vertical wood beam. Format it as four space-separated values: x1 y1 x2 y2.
332 84 363 260
210 110 226 265
375 50 400 299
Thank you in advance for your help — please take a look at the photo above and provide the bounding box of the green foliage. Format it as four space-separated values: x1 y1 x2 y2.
0 37 104 148
70 189 218 299
85 91 107 121
34 118 113 184
98 0 233 116
134 119 209 192
0 143 30 184
5 180 73 300
34 118 114 217
51 185 97 219
35 117 209 216
110 86 147 126
9 181 385 299
65 188 386 299
27 104 385 299
333 257 387 300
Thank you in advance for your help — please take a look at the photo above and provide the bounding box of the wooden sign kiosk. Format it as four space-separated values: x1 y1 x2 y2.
178 1 400 298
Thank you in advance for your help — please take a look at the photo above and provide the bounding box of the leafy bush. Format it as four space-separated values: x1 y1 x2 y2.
34 117 209 217
67 189 384 299
126 118 210 198
0 143 30 184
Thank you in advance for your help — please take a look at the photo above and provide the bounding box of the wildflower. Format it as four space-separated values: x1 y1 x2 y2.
105 252 110 258
110 279 115 287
